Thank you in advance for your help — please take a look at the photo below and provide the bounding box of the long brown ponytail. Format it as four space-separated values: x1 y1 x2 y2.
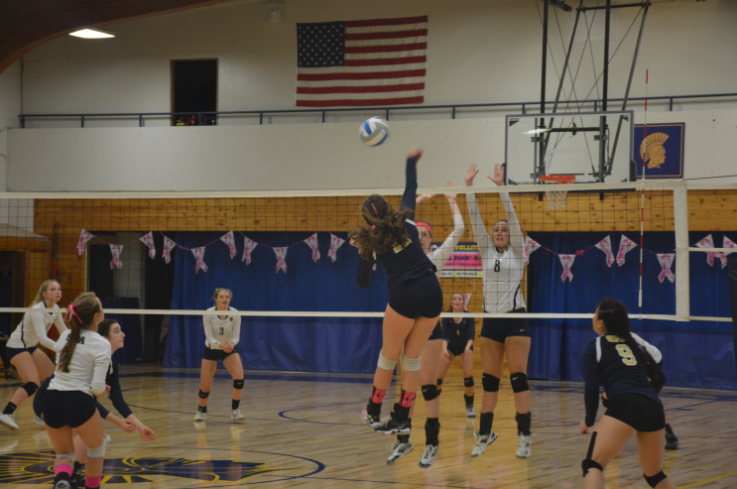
349 194 412 259
58 292 101 373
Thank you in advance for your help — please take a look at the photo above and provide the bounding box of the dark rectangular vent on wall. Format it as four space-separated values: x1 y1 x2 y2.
171 59 218 126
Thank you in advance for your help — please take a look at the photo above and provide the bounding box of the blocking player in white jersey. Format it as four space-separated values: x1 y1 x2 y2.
0 280 67 430
194 288 246 422
465 163 533 459
43 292 111 489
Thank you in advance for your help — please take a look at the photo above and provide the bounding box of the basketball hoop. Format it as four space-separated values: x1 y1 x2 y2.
539 175 575 210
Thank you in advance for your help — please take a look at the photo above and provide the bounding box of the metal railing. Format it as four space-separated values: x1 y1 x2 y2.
18 92 737 128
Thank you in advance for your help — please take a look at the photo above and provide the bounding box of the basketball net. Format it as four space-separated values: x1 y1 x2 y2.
539 175 575 210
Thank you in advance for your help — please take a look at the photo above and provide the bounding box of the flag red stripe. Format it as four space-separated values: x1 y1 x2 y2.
345 16 428 28
297 83 425 94
345 29 427 41
298 69 426 81
344 43 426 54
296 96 424 107
344 56 426 67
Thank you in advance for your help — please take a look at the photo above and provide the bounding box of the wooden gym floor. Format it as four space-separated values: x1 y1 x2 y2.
0 366 735 488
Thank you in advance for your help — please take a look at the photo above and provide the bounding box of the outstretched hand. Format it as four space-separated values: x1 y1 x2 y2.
416 193 435 205
407 147 423 162
487 164 505 186
465 164 480 187
443 181 457 202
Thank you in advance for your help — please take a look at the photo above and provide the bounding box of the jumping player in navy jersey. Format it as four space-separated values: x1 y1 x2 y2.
437 293 476 416
580 298 676 489
351 147 443 437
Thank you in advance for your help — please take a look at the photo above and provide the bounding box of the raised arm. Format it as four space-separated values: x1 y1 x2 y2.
28 311 56 350
399 148 423 217
464 164 491 252
488 164 523 252
429 184 465 269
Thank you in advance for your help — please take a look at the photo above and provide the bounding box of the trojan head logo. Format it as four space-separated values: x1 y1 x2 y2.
0 451 288 484
640 133 669 170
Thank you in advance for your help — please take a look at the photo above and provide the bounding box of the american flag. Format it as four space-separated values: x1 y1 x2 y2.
296 16 428 107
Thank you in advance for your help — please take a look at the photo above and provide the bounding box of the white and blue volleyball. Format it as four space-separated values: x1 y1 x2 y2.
359 117 391 147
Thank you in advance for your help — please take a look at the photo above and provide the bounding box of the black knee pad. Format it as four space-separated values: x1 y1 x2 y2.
233 379 244 390
582 459 603 477
22 382 38 397
421 384 440 401
464 377 474 388
198 389 210 399
436 379 443 386
644 471 667 488
482 373 500 393
510 372 529 393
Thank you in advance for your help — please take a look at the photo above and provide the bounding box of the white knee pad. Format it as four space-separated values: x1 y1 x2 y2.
377 351 398 370
87 443 106 458
56 453 75 464
401 354 421 371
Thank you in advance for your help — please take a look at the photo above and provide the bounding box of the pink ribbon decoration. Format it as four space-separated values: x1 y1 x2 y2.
694 234 718 266
559 254 575 282
77 228 94 255
328 234 346 263
139 232 156 259
162 237 176 264
242 236 258 265
220 231 237 259
656 253 675 283
523 236 541 267
720 236 737 268
463 293 472 308
109 244 124 269
595 235 615 267
191 247 208 273
274 247 288 273
304 233 321 262
616 235 638 267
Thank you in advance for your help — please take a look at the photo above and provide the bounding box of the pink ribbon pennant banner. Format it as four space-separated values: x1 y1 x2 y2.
616 235 638 267
274 247 288 273
242 236 258 265
77 228 94 255
656 253 675 283
304 233 321 262
328 234 346 263
559 254 576 282
694 234 718 266
523 236 541 267
719 236 737 269
463 293 472 308
139 232 156 259
191 247 208 273
162 237 177 264
595 235 615 267
109 244 124 269
220 231 237 259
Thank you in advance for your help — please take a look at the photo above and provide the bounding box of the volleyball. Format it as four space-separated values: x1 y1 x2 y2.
359 117 391 147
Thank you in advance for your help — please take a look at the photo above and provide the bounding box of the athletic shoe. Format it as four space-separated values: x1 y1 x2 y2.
375 415 410 435
665 431 679 450
418 444 439 468
231 409 245 421
516 433 532 458
194 411 207 422
470 431 497 457
71 470 86 488
361 405 381 429
53 475 73 489
34 416 45 427
0 413 19 430
465 404 476 418
387 440 414 464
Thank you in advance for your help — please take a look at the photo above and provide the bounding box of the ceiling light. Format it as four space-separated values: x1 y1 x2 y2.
69 28 115 39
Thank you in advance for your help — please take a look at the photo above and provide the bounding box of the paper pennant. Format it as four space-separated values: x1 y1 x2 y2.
328 234 346 263
242 236 257 265
559 254 575 282
162 237 176 264
595 235 615 267
220 231 237 259
656 253 675 283
719 236 736 269
304 233 320 262
523 236 541 267
139 232 156 259
109 245 124 269
694 234 718 267
77 229 94 255
192 247 208 273
274 247 288 273
616 235 638 267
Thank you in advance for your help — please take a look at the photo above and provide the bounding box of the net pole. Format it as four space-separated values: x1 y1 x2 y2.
638 69 648 317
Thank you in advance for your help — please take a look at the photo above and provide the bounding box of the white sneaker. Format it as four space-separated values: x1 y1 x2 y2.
516 433 532 458
34 416 45 427
419 444 438 468
194 410 207 422
465 404 476 418
470 431 497 457
0 413 19 430
387 440 414 464
231 409 245 421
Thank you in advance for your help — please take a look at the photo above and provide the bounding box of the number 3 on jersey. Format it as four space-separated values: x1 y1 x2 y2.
219 327 224 335
615 344 637 366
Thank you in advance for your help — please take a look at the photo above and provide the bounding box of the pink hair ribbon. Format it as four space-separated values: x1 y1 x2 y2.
65 304 82 324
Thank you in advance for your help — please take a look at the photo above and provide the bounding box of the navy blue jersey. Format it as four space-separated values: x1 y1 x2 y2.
357 157 436 289
95 360 132 420
582 335 664 427
442 316 475 349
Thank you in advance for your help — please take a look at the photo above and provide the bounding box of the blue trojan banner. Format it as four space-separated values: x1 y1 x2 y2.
634 123 685 179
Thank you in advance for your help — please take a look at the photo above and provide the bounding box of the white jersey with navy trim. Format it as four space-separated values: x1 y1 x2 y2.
49 329 112 397
203 307 241 349
426 212 465 275
467 192 526 313
7 301 67 350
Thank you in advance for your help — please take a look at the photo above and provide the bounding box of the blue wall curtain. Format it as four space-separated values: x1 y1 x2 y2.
527 231 736 390
163 232 388 373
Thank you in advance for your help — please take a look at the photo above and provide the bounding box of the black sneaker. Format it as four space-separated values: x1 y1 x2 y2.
53 474 74 489
665 431 679 450
361 405 381 428
70 472 85 488
375 414 410 435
